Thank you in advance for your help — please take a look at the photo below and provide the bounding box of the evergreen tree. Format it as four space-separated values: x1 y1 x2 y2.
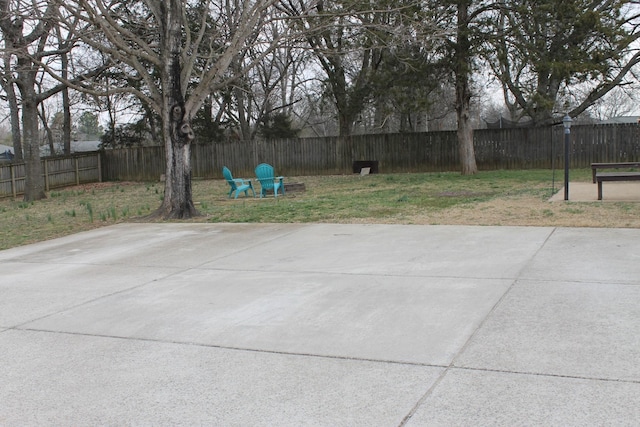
486 0 640 123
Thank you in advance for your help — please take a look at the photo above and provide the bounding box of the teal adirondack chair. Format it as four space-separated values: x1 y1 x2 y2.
223 166 255 199
254 163 285 197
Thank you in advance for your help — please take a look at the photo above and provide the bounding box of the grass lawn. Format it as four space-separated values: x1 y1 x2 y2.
1 169 638 250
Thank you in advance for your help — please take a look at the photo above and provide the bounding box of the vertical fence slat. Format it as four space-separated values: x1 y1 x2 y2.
11 164 16 198
0 152 102 199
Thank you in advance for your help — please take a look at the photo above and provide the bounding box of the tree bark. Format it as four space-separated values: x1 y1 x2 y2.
61 51 72 155
15 37 47 200
455 0 478 175
152 0 198 219
39 104 56 155
0 6 23 161
22 89 46 201
3 77 23 160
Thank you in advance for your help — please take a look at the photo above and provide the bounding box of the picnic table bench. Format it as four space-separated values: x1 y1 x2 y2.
591 162 640 183
595 171 640 200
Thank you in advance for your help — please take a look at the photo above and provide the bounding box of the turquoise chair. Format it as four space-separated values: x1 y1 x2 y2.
254 163 285 197
223 166 255 199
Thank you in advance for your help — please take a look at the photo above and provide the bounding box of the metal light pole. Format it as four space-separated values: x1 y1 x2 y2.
563 114 572 201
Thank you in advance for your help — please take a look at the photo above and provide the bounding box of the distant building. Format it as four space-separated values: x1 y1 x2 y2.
71 140 101 152
1 141 103 160
40 140 102 157
598 116 640 124
483 116 533 129
0 144 14 161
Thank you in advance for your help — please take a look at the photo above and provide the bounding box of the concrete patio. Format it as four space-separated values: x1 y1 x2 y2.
549 180 640 202
1 223 639 425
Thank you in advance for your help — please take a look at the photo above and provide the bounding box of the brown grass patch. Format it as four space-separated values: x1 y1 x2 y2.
1 170 638 250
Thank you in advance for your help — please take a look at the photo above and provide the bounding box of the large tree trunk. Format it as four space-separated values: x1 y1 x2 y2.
337 110 353 137
16 37 46 201
455 0 478 175
232 58 252 140
324 56 355 137
456 84 477 175
1 19 23 160
61 51 72 155
22 90 46 201
39 103 56 155
152 0 198 219
234 83 251 140
4 78 23 160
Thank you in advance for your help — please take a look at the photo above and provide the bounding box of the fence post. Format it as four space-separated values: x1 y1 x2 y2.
98 152 102 182
44 159 49 192
75 157 80 185
10 163 16 198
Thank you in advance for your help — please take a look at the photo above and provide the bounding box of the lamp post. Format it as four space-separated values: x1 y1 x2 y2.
563 114 572 201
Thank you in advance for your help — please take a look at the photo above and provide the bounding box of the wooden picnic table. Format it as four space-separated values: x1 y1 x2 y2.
591 162 640 183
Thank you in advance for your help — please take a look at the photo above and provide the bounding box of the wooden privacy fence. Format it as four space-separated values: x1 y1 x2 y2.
100 123 640 181
2 123 638 196
0 153 101 199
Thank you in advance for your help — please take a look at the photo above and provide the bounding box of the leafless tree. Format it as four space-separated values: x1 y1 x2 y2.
0 0 84 200
57 0 290 218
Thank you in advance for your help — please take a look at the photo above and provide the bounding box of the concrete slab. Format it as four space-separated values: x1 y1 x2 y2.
406 369 640 426
0 222 301 267
1 223 639 425
0 262 178 327
0 329 442 426
520 227 640 284
455 279 640 381
23 271 513 365
201 223 554 279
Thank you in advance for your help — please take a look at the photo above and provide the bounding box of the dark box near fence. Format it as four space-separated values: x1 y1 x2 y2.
353 160 378 174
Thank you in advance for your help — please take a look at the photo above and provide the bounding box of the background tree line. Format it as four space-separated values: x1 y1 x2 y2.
1 0 639 215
